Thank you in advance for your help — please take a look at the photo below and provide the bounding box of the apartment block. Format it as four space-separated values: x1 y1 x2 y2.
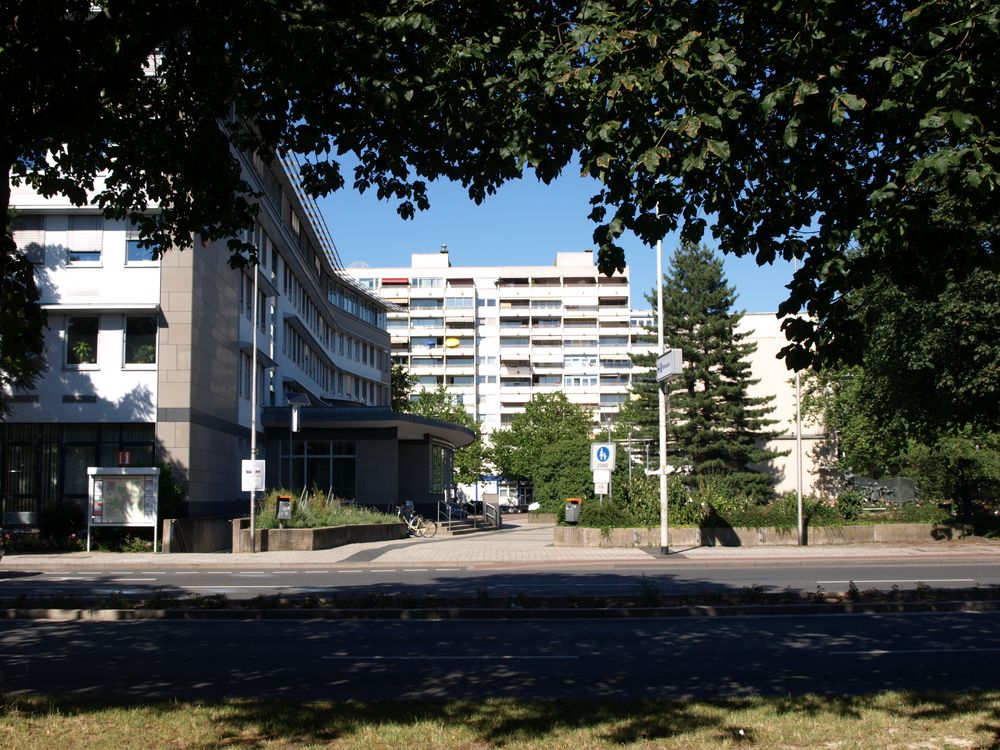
347 249 654 432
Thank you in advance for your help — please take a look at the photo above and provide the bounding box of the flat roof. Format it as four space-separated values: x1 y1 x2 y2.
261 407 476 449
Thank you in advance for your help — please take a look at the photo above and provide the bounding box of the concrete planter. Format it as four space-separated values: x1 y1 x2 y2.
554 523 969 548
232 520 407 553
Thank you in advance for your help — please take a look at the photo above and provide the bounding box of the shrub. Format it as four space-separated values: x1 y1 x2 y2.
254 487 396 529
38 500 85 540
836 490 866 521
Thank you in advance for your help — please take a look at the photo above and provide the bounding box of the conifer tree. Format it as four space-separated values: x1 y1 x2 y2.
624 243 784 496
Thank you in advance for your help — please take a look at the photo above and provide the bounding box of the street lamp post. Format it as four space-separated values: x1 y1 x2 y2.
249 262 259 554
657 233 668 555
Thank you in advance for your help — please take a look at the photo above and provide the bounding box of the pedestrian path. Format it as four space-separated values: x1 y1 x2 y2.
2 521 997 571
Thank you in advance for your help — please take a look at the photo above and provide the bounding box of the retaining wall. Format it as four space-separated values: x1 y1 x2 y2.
231 520 407 553
554 523 969 548
162 517 233 553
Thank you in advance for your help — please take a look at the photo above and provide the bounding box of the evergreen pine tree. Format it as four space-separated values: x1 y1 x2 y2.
623 243 784 496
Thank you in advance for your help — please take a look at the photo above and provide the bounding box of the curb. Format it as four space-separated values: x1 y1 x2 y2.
4 599 999 622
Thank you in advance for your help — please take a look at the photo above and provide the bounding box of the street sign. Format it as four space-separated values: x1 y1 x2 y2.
241 460 265 492
590 442 616 471
594 482 609 495
656 349 683 383
593 469 611 484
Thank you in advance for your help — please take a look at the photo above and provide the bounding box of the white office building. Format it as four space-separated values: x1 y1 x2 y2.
348 248 652 432
3 153 474 525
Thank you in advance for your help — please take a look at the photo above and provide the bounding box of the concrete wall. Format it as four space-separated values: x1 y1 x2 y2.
157 241 245 517
162 516 232 553
232 519 406 553
554 523 971 548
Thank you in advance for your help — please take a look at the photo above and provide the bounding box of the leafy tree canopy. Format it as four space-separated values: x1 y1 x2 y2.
402 386 486 485
390 363 417 412
3 0 998 396
490 392 593 512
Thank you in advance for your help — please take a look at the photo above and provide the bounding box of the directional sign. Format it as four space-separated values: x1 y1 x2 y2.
656 348 684 383
590 442 616 471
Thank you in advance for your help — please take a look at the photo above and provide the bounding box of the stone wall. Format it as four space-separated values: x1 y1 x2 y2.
554 523 969 547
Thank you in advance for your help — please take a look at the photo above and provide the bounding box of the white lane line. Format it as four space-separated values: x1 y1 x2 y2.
817 579 976 585
48 577 96 582
173 572 200 576
831 647 1000 656
435 568 462 572
336 570 363 574
370 569 397 573
110 578 157 582
321 655 578 661
407 569 428 572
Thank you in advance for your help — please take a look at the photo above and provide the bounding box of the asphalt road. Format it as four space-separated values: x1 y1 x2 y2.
2 559 998 601
2 611 998 700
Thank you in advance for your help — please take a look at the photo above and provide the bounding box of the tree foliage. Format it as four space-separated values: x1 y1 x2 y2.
402 386 486 485
0 227 46 411
4 1 998 414
626 243 783 496
490 392 593 512
802 266 1000 515
390 363 417 412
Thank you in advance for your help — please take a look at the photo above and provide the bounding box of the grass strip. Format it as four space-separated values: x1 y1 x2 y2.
1 692 998 749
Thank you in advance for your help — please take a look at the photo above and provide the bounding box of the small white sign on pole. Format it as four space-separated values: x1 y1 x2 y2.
593 469 611 484
590 443 616 471
241 460 265 492
656 348 684 383
594 482 609 496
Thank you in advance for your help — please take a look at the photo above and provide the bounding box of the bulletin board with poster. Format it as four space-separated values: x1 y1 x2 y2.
86 467 160 552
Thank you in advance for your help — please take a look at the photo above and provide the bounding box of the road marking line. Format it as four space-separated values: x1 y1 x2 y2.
370 569 397 573
831 647 1000 656
435 568 462 572
336 570 363 574
110 578 156 582
816 579 976 584
49 577 96 581
406 569 428 572
320 655 577 661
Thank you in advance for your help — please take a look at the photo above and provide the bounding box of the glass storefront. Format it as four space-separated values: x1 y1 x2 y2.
0 423 155 526
279 439 356 500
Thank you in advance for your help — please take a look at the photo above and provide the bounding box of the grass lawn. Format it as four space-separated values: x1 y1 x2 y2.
1 692 998 749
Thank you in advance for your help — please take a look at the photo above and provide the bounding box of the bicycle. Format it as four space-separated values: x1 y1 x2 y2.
395 506 437 538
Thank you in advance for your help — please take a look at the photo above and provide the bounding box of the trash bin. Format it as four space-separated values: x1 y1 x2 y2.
564 498 582 524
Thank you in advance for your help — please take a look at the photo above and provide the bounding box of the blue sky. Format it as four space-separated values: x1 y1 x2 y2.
317 170 795 313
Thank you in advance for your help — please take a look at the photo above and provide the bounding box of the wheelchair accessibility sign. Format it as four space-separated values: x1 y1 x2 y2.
590 442 616 471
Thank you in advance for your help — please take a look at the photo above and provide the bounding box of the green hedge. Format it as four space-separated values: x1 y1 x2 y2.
573 474 953 530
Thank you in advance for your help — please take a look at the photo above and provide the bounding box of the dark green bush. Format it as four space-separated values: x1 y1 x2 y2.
836 490 866 521
38 500 85 540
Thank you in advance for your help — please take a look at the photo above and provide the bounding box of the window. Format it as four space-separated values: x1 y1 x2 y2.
66 316 99 365
68 215 103 262
411 277 443 288
126 222 158 262
124 316 157 365
13 215 45 264
446 297 474 309
430 443 453 493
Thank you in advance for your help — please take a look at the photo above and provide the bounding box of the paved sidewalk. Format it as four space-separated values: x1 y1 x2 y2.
2 521 998 571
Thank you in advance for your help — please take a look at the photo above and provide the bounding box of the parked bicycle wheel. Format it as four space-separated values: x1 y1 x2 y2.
419 518 437 538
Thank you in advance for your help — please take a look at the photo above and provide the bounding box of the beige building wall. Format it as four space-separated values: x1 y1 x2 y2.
740 313 833 499
157 241 245 514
